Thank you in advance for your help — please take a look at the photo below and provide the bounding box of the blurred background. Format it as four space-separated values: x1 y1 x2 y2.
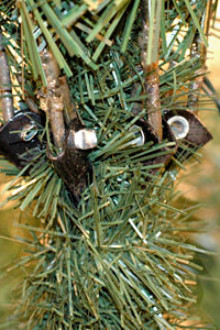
188 19 220 326
0 8 220 329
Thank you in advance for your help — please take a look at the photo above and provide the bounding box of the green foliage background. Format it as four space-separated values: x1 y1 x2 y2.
0 0 219 329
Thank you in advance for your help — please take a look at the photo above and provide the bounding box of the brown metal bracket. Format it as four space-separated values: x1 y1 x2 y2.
164 109 213 159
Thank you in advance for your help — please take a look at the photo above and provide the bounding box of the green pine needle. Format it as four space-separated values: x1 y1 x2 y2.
0 0 217 328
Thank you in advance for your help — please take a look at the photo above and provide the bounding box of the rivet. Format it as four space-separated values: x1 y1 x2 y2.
74 129 97 150
167 115 189 140
21 123 38 142
129 125 145 147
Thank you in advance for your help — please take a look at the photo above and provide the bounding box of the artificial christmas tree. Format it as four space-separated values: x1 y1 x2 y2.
0 0 218 328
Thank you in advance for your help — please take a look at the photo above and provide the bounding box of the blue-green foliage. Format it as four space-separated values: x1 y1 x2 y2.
0 0 217 328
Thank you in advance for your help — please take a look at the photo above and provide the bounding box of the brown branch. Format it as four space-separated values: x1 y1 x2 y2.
144 63 162 140
39 50 65 151
140 1 163 140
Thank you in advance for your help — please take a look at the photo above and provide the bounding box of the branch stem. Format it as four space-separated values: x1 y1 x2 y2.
140 0 162 139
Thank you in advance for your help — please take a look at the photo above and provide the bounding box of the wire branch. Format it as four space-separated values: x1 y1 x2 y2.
39 50 65 151
140 0 163 139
